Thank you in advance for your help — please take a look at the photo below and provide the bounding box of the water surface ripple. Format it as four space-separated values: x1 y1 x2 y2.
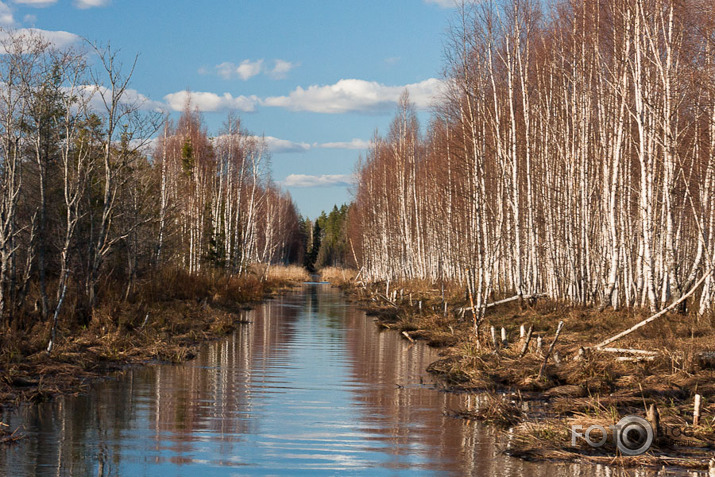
0 285 687 475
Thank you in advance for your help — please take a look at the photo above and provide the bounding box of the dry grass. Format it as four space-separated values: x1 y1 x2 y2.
454 392 524 428
506 409 715 470
0 263 309 410
137 266 264 305
344 277 715 470
246 263 310 290
266 264 311 283
319 267 358 286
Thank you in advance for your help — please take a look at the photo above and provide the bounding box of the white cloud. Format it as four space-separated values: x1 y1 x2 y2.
261 136 310 154
212 60 263 80
28 28 79 47
81 85 166 113
73 0 109 9
0 2 15 25
263 78 445 114
13 0 56 7
320 138 371 150
424 0 456 7
213 134 309 154
0 28 81 52
281 174 355 188
242 136 369 154
269 59 298 79
424 0 480 7
235 59 263 80
163 77 444 116
31 28 79 47
213 62 234 79
120 88 166 111
163 90 259 113
23 13 36 23
206 58 298 81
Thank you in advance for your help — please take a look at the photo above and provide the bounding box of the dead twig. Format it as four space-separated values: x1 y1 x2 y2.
519 325 534 358
538 320 564 378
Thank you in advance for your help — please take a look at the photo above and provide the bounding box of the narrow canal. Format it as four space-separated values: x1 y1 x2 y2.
0 285 668 475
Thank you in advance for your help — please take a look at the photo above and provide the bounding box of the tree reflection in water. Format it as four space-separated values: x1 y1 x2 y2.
0 286 640 476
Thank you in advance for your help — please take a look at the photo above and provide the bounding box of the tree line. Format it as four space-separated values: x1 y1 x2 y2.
0 30 302 351
303 204 350 273
350 0 715 316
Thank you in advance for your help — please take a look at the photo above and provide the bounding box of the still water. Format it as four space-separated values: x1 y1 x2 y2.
0 285 696 476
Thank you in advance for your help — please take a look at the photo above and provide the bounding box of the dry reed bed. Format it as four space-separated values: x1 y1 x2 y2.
319 267 358 287
325 270 715 471
0 265 308 411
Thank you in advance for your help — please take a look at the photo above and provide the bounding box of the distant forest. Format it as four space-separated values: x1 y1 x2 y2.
303 204 350 273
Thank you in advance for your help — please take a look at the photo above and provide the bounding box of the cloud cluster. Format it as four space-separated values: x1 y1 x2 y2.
424 0 480 8
281 174 355 188
0 27 81 52
10 0 109 8
270 59 296 80
0 0 109 30
80 85 166 113
73 0 110 9
423 0 456 7
260 136 311 154
163 90 259 113
263 78 444 113
164 77 443 115
13 0 55 7
319 138 371 150
213 135 367 155
0 2 14 25
208 59 299 81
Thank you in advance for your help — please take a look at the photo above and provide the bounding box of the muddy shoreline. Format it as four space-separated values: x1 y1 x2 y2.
328 274 715 472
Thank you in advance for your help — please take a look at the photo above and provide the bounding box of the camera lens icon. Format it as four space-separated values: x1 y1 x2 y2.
615 416 653 456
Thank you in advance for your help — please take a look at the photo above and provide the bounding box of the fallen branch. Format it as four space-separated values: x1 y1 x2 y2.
599 347 658 356
595 268 714 349
0 425 24 444
614 355 656 362
694 394 702 426
375 293 399 308
460 293 546 312
140 313 150 330
518 325 534 358
538 320 564 378
401 331 415 343
466 277 481 344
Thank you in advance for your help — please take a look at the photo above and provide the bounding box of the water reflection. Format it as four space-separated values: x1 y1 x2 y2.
0 286 704 476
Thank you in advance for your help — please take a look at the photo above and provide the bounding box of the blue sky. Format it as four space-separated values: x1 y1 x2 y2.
0 0 457 218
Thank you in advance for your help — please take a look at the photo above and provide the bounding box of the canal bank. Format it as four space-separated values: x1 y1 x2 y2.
0 285 634 476
0 266 309 413
332 274 715 473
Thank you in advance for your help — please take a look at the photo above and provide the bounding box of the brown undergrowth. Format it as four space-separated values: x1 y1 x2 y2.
326 270 715 471
319 267 358 287
0 265 308 411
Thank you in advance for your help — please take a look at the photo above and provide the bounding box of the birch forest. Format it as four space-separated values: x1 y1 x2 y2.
0 30 302 348
350 0 715 316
